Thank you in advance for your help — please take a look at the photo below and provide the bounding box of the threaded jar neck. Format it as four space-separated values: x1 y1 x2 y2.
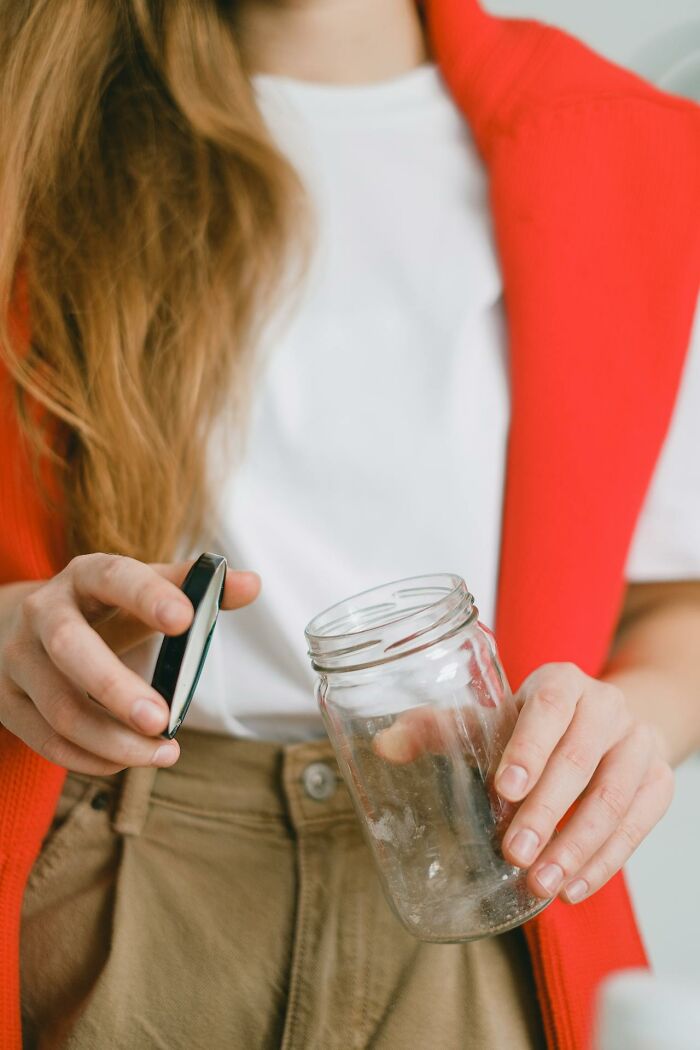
304 574 476 673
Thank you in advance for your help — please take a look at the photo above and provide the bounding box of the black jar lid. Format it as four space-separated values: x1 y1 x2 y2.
151 552 227 739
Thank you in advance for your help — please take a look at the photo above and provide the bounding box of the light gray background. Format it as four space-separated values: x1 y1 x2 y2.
485 0 700 978
486 0 700 99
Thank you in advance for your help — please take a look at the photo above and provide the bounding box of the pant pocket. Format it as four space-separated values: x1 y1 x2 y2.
21 776 120 1049
25 774 116 893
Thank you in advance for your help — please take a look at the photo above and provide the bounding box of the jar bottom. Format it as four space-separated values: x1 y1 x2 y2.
385 873 553 944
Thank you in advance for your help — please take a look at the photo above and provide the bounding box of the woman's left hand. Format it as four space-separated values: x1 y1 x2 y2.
495 662 674 904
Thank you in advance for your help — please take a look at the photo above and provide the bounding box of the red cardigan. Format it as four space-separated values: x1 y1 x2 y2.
1 2 699 1047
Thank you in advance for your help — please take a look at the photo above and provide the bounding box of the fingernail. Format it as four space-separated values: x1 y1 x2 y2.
535 863 564 896
156 599 190 630
497 764 529 799
131 698 168 734
508 828 540 866
152 742 179 767
565 879 589 904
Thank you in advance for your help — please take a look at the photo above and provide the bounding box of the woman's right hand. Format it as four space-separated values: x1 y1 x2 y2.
0 553 261 775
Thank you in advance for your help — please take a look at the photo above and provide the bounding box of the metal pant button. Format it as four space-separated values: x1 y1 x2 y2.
301 761 337 801
90 790 111 812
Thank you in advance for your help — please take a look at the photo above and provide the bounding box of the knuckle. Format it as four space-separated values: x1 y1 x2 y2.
43 617 77 663
593 781 630 823
97 554 127 589
69 552 123 593
533 685 574 719
38 729 70 766
507 735 549 769
559 742 593 776
66 553 97 577
122 739 154 767
589 854 613 888
652 761 675 806
605 684 632 730
616 819 644 853
554 661 582 683
530 662 579 684
134 576 159 614
98 726 153 768
556 836 587 871
94 667 125 708
66 554 87 570
20 588 45 623
531 797 560 829
46 694 82 740
532 662 582 692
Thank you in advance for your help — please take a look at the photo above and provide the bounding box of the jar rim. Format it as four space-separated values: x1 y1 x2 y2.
304 573 476 672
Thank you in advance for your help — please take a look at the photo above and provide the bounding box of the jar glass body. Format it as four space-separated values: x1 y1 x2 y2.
305 575 551 942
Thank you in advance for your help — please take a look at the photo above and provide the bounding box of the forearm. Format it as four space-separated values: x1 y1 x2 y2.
604 582 700 766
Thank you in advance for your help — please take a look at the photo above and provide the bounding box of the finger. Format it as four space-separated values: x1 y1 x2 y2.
221 569 261 610
373 707 458 763
0 683 177 775
500 682 625 871
516 725 654 898
9 642 180 765
495 664 584 802
372 702 488 765
560 759 674 904
102 566 262 654
69 554 193 634
32 607 173 734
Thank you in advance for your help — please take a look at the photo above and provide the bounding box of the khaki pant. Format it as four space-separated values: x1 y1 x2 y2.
21 730 546 1049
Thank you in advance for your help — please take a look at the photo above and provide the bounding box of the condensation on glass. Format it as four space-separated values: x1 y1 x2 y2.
305 574 552 942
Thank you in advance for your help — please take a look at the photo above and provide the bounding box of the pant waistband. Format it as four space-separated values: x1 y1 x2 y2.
68 730 357 837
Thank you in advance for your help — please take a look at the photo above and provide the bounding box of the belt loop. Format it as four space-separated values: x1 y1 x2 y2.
111 765 158 837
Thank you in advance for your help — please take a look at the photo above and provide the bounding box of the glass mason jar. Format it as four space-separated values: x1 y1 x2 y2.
304 574 552 942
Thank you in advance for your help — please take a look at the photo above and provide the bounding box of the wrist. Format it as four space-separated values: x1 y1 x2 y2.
602 667 681 766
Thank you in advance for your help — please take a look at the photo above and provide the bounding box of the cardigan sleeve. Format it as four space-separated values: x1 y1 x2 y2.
626 294 700 580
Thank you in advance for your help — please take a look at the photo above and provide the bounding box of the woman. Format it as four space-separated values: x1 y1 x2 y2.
1 1 699 1048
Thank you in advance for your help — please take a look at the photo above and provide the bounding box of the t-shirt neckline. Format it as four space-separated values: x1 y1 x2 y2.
251 63 445 118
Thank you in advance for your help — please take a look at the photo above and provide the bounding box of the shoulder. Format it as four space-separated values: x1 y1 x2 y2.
499 19 699 127
430 4 699 149
438 11 700 255
480 22 700 337
492 22 700 219
487 21 700 247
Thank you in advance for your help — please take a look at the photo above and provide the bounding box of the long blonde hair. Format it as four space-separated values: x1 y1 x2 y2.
0 0 305 562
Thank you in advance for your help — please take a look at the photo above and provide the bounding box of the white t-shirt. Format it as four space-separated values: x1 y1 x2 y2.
143 65 700 741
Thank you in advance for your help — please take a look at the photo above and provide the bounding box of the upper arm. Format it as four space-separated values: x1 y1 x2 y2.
619 580 700 636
